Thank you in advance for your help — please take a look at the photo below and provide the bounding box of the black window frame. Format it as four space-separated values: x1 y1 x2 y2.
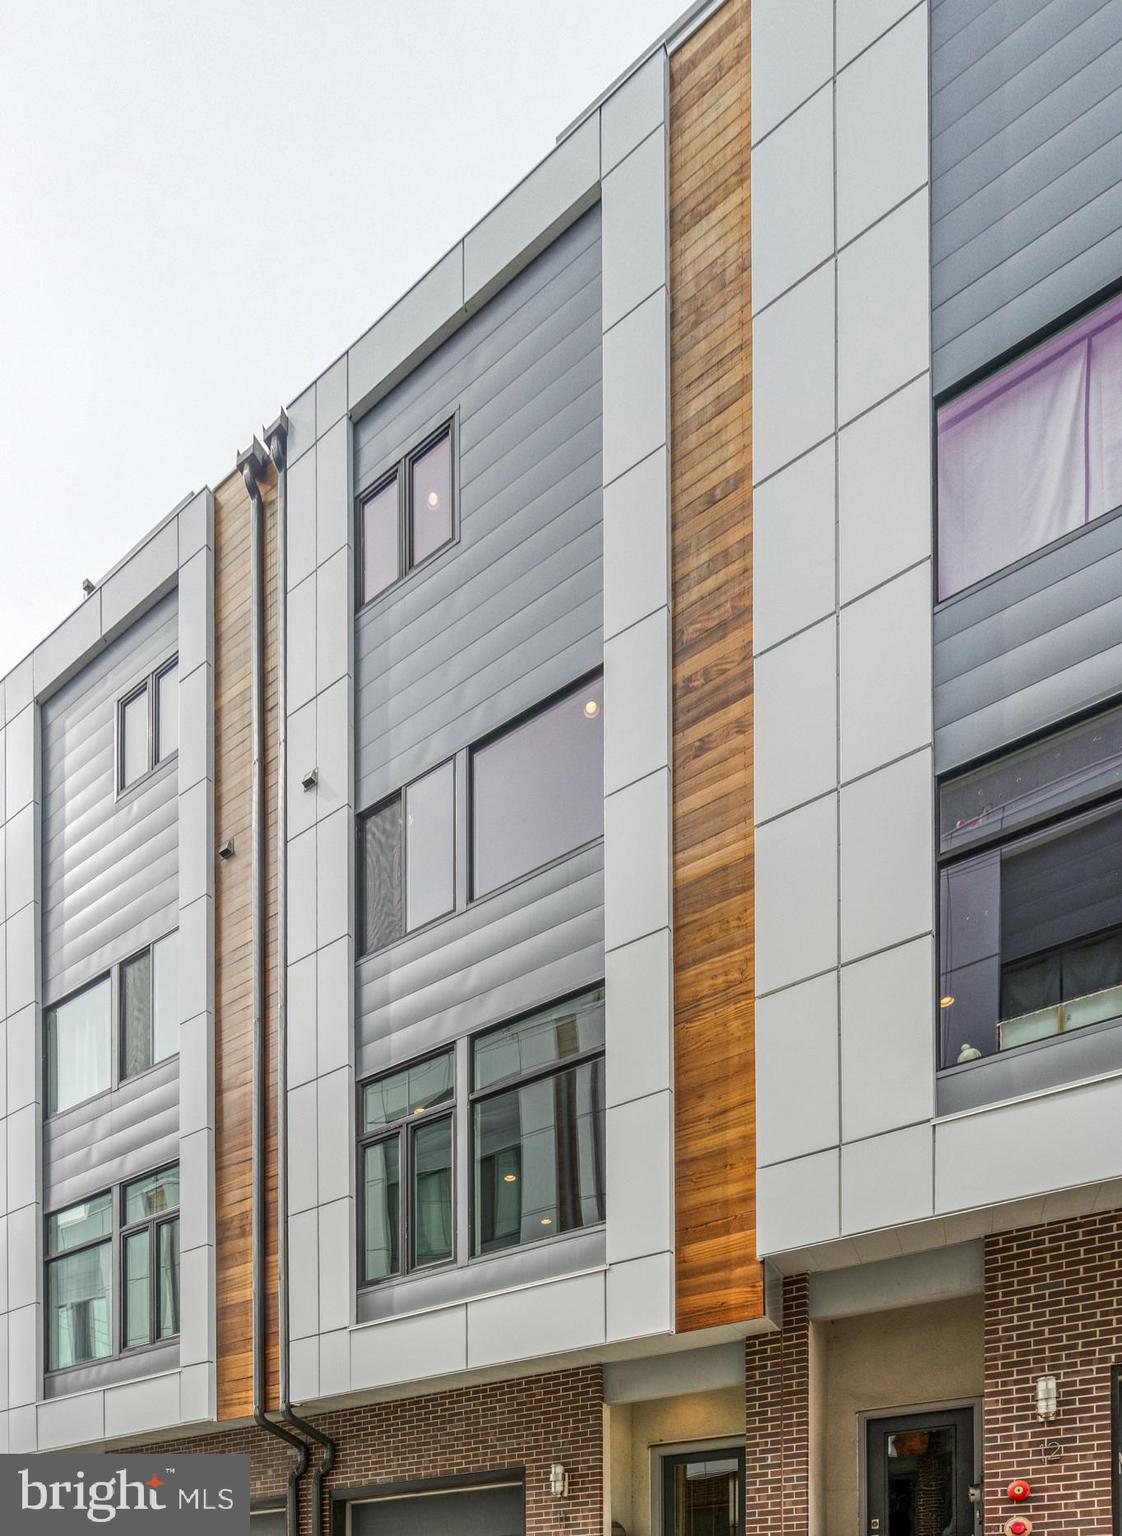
44 1190 114 1374
356 758 456 959
357 1050 456 1289
937 704 1122 1073
468 986 606 1258
45 929 180 1119
357 418 457 610
119 1164 181 1354
116 652 179 796
467 670 605 902
44 1161 180 1377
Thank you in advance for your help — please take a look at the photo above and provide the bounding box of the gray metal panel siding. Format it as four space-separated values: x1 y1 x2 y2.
41 592 179 1003
354 206 603 810
43 1057 179 1210
934 510 1122 769
357 844 604 1076
930 0 1122 392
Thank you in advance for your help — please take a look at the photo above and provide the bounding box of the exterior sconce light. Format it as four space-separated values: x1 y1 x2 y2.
301 767 318 791
549 1464 569 1498
1035 1375 1058 1422
218 837 236 861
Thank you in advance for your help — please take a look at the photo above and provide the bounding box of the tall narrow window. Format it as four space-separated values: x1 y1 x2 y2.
362 476 400 603
156 660 178 762
359 761 455 955
122 1166 180 1349
122 932 179 1080
359 1052 454 1284
472 676 604 897
472 989 605 1255
47 978 112 1115
409 429 453 566
46 1193 113 1370
120 687 149 790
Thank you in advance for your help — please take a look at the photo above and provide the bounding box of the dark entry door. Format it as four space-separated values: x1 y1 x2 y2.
662 1448 744 1536
866 1408 975 1536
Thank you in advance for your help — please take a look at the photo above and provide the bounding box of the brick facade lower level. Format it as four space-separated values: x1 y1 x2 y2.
121 1366 603 1536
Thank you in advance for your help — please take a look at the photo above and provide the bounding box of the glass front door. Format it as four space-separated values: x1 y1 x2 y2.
662 1448 744 1536
865 1408 976 1536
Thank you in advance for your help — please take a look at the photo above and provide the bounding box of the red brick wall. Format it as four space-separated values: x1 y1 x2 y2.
984 1210 1122 1536
745 1275 809 1536
122 1365 603 1536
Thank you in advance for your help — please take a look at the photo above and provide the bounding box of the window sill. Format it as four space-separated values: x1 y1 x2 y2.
355 1225 606 1325
43 1340 180 1399
936 1011 1122 1116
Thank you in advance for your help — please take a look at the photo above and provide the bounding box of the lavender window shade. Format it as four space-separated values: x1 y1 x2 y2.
937 294 1122 600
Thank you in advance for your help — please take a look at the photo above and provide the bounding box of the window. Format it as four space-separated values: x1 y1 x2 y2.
47 978 112 1115
46 1193 113 1370
47 932 179 1116
472 989 605 1255
938 705 1122 1068
121 932 180 1078
471 675 604 898
122 1167 181 1349
359 761 455 955
937 290 1122 599
359 1053 454 1284
45 1164 180 1374
359 422 454 604
118 655 178 790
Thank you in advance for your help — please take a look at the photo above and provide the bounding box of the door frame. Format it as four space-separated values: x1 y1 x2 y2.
651 1436 746 1536
858 1398 982 1535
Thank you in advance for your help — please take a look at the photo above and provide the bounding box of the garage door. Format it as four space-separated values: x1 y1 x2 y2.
350 1482 523 1536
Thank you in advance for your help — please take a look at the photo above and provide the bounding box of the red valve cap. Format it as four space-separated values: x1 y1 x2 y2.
1007 1481 1031 1502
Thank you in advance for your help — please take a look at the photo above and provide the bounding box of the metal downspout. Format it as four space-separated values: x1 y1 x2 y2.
238 437 310 1536
263 417 338 1536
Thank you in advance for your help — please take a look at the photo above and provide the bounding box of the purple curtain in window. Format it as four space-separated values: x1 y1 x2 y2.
937 293 1122 599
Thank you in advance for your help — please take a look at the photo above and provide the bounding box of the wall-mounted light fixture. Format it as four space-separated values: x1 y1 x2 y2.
218 837 236 861
549 1465 569 1498
301 767 318 791
1035 1374 1058 1422
82 578 96 598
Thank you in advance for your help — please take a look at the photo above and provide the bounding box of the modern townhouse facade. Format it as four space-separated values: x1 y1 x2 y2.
2 1 1122 1533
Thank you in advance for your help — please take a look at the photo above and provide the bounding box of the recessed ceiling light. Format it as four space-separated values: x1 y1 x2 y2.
583 699 599 718
426 490 440 509
939 996 956 1008
540 1216 553 1226
503 1173 517 1184
413 1106 426 1114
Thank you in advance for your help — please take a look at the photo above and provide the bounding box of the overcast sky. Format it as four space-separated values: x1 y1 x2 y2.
0 0 686 678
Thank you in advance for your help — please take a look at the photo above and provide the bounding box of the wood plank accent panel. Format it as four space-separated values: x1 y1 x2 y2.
214 462 281 1417
670 0 762 1331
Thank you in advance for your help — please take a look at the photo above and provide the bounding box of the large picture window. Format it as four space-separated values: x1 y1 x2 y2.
937 291 1122 599
46 1164 180 1374
938 705 1122 1068
471 675 604 898
359 1052 454 1284
472 989 605 1255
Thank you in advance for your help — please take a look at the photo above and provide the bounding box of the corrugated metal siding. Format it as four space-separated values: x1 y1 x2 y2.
42 591 179 1002
43 1057 179 1209
354 206 603 808
931 0 1122 392
934 509 1122 769
357 844 603 1074
353 210 604 1066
